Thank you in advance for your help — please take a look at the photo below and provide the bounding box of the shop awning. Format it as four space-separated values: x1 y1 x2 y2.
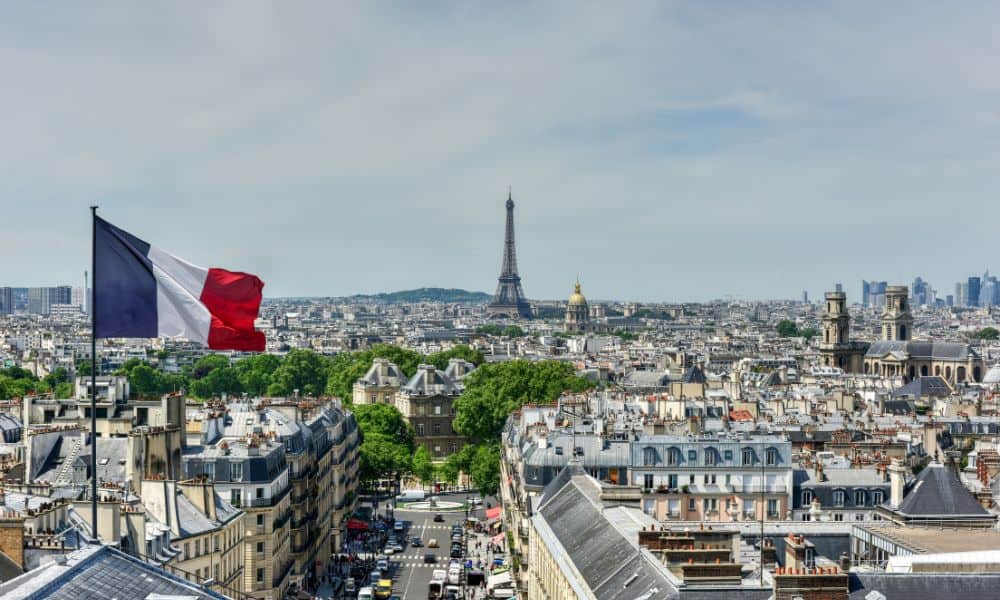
485 506 502 520
346 518 369 531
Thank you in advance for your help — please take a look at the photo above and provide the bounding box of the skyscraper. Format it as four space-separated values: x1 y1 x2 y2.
27 286 72 315
967 276 981 308
861 280 870 307
0 287 12 315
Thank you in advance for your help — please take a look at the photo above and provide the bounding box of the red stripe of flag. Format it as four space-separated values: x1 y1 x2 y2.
200 268 266 351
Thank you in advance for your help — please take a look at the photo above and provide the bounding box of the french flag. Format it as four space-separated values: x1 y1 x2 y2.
94 216 266 351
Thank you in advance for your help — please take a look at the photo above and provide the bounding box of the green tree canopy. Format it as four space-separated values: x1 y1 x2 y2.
976 327 1000 340
427 345 485 370
453 360 594 441
411 446 435 485
359 432 413 483
776 320 799 337
353 403 414 451
799 327 819 340
191 354 230 379
469 444 501 497
270 348 329 396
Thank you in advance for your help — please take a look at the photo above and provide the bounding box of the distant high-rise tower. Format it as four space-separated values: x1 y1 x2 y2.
486 190 532 319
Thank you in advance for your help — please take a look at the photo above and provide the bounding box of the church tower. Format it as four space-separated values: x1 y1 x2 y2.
882 285 913 341
819 290 864 372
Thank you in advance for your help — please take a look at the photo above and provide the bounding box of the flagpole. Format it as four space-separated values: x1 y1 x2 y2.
90 205 98 541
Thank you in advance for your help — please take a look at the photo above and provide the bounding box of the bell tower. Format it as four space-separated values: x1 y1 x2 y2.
819 290 864 372
882 285 913 341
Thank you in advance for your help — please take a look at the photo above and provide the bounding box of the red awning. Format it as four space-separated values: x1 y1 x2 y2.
485 506 502 520
346 518 369 531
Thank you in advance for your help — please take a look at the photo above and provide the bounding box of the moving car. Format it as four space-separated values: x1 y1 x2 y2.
423 553 436 563
433 513 445 522
427 538 439 548
358 587 374 600
411 537 423 547
469 497 483 505
393 520 405 532
375 579 393 599
376 558 389 572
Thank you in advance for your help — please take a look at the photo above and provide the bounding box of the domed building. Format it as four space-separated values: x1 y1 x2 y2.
565 280 590 333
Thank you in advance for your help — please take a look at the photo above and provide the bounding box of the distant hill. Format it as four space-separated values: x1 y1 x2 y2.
347 288 492 304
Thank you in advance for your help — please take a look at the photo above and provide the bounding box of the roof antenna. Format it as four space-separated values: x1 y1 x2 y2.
508 184 512 201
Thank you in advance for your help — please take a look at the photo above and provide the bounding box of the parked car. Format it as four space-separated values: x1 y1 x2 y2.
411 537 423 547
358 586 374 600
393 520 405 532
375 579 393 599
344 577 357 595
376 558 389 572
434 513 445 522
469 497 483 505
423 553 436 563
450 547 463 558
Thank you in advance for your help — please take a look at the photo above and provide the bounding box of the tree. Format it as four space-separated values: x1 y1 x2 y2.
235 354 281 396
353 403 414 450
469 444 501 497
54 382 74 399
190 366 243 399
453 360 594 441
799 327 819 341
129 364 162 398
502 325 525 338
359 432 413 483
191 354 230 379
976 327 1000 340
270 348 329 396
428 345 485 370
776 320 799 337
412 446 435 486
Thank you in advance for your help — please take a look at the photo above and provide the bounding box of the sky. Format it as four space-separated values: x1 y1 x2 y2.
2 2 999 303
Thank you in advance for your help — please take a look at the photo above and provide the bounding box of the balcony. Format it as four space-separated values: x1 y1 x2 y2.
273 509 292 530
272 559 294 588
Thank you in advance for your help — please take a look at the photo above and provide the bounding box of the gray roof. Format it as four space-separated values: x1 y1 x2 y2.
534 462 678 599
895 463 989 518
403 364 458 396
849 572 1000 599
358 358 407 387
866 340 977 361
0 544 226 599
892 376 952 400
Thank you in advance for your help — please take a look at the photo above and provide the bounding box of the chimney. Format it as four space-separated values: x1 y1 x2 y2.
888 459 907 508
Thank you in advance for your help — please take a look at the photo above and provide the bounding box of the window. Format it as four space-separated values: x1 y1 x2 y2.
415 424 425 436
743 499 755 517
668 499 680 517
855 514 865 521
668 474 678 489
214 565 219 581
256 542 264 555
195 539 200 556
765 448 779 466
215 535 220 551
854 490 867 506
231 489 241 507
873 490 884 504
644 474 654 490
256 568 264 582
449 443 458 454
256 514 264 527
667 447 682 466
708 474 717 484
833 490 846 507
834 513 844 522
703 498 717 513
204 462 215 480
185 542 190 558
688 498 696 511
767 498 778 517
370 393 376 403
434 405 441 415
802 491 814 506
231 462 244 482
689 474 695 484
705 448 717 466
742 447 755 465
688 450 698 462
432 423 441 435
256 487 264 499
724 450 733 461
642 447 659 466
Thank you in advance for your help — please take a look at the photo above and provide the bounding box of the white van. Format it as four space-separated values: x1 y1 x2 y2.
396 489 426 502
447 566 462 585
358 586 374 600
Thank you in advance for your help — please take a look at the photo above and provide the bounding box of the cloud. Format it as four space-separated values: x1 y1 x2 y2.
0 2 998 301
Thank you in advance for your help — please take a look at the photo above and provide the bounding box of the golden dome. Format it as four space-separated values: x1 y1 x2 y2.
568 281 588 306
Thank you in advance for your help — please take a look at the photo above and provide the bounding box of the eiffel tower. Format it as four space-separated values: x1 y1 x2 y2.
486 189 532 318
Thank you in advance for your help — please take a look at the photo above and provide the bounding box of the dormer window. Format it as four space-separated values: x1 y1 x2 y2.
765 448 779 466
742 447 755 466
854 490 867 506
642 447 658 466
667 447 682 466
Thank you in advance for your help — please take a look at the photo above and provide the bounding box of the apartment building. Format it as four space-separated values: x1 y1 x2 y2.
396 363 468 457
